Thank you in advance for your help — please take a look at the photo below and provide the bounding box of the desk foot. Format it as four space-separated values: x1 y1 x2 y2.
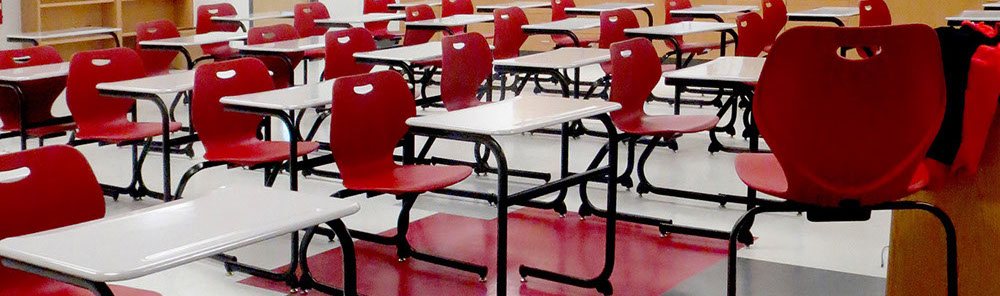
519 265 613 295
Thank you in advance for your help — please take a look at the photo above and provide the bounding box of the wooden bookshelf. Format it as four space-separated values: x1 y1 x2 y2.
21 0 194 59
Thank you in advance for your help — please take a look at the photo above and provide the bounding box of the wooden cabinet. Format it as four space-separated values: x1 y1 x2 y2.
20 0 194 59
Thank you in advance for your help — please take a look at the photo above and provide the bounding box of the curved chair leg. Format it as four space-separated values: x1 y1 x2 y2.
168 92 184 122
727 205 770 296
264 163 282 187
174 161 227 199
298 220 359 296
305 111 331 142
634 136 663 196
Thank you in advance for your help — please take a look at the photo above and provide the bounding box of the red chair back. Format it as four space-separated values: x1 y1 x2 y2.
192 58 274 155
404 5 437 46
551 0 578 21
735 12 767 57
493 7 529 60
665 0 693 22
364 0 397 35
330 71 416 179
196 3 239 34
599 9 639 49
294 2 331 38
0 145 106 284
609 38 661 127
248 24 303 88
761 0 787 44
859 0 891 27
754 25 945 206
0 46 65 131
952 45 1000 175
442 33 492 111
66 48 145 135
324 28 377 80
442 0 474 16
135 20 180 76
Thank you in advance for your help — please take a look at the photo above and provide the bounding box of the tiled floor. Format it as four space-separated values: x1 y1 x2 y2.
4 62 891 295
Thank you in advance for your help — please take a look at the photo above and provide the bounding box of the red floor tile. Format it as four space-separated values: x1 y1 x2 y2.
241 208 736 295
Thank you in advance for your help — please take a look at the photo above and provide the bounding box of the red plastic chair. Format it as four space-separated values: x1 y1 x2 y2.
760 0 786 52
598 10 640 74
248 24 303 89
403 5 437 46
195 3 241 62
492 7 529 60
329 70 485 279
735 12 767 57
0 46 75 150
950 45 1000 176
364 0 405 40
0 145 161 296
859 0 891 27
441 0 475 35
441 33 492 111
174 58 319 198
293 2 329 81
66 48 182 201
550 0 597 47
663 2 734 64
729 24 956 296
135 20 180 76
324 28 376 80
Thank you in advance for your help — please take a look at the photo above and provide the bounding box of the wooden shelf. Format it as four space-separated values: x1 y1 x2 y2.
39 0 114 9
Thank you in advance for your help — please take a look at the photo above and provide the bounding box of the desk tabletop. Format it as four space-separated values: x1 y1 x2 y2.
947 10 1000 22
476 1 551 12
407 95 620 135
664 56 765 84
388 0 442 10
406 14 495 28
316 13 406 27
211 11 295 22
8 27 121 41
521 18 601 31
0 62 69 83
96 70 194 95
625 21 736 37
0 186 360 283
671 5 759 15
139 32 248 48
354 42 442 62
233 36 329 53
985 2 1000 8
494 47 609 69
221 79 336 111
787 7 860 18
565 2 653 13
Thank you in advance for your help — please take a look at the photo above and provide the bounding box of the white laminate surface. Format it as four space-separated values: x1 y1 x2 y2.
0 62 69 82
96 71 195 95
985 2 1000 8
565 2 654 13
138 32 248 48
947 10 1000 22
406 95 620 135
476 1 551 12
8 27 121 41
663 56 765 83
406 14 495 28
625 21 736 37
494 47 610 69
210 11 295 22
388 1 442 10
787 7 861 18
233 36 329 53
220 79 336 111
0 186 360 283
315 13 406 27
353 42 443 62
671 5 759 15
521 18 601 31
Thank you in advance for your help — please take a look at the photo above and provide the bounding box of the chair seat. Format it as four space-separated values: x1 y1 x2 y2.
734 153 931 201
0 272 159 296
553 35 597 48
304 48 326 60
601 62 676 75
344 165 472 195
204 141 321 167
617 114 719 137
76 121 182 144
1 122 76 138
413 57 443 68
203 44 241 60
